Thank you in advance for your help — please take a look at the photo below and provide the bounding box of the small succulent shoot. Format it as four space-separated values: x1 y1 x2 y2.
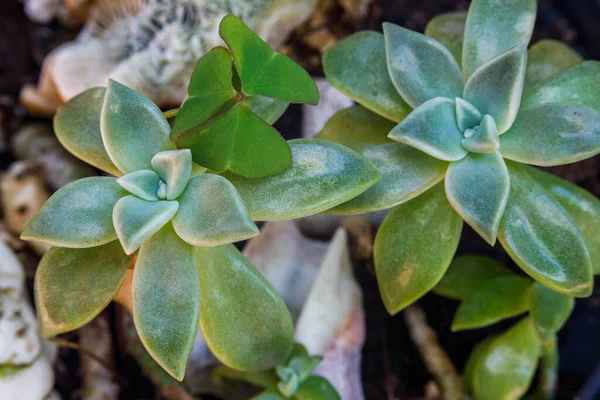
322 0 600 314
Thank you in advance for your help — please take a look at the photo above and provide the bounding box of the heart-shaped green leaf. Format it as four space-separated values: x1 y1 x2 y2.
35 241 130 337
322 31 411 122
434 255 513 300
224 139 380 220
172 174 258 246
463 336 496 394
54 87 121 176
445 152 509 245
425 12 466 66
462 0 536 78
113 196 179 255
374 183 463 314
244 95 289 125
294 376 341 400
498 162 593 297
101 80 175 174
133 223 199 381
196 244 294 371
117 170 160 201
219 14 318 105
389 97 467 161
500 103 600 166
455 97 482 132
317 106 447 214
463 45 527 134
524 40 583 93
22 177 127 248
151 149 192 200
452 276 532 331
383 23 464 108
175 103 291 178
530 282 574 341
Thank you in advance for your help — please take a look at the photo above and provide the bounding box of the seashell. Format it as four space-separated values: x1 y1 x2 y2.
0 240 25 299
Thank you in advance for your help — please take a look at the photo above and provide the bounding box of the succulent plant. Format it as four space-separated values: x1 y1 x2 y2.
321 0 600 313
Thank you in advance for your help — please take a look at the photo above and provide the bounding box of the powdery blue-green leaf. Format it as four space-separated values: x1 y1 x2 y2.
445 152 509 245
322 31 411 122
451 276 532 331
22 177 127 248
522 61 600 112
383 23 463 108
35 241 130 337
434 255 513 300
224 139 381 221
244 95 289 125
117 170 160 201
196 245 294 371
498 162 593 297
151 149 192 200
294 376 341 400
388 97 467 161
455 97 482 132
462 0 536 78
172 174 258 246
133 223 199 381
524 40 583 93
54 87 121 176
530 282 574 341
316 106 447 214
113 196 179 255
425 12 467 66
463 45 527 134
461 114 499 153
374 183 463 314
101 80 175 174
500 103 600 166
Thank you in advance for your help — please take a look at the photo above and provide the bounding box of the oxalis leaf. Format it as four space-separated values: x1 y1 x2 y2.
529 282 574 341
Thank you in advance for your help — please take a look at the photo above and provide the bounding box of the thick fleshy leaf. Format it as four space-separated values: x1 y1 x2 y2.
462 0 536 78
219 14 318 104
35 241 130 337
133 224 199 381
463 45 527 134
498 162 593 297
532 337 559 399
54 87 121 176
461 114 499 153
112 196 179 255
244 95 289 124
224 139 381 220
463 336 496 393
526 166 600 274
22 177 126 248
472 317 541 400
100 80 175 174
316 106 447 214
196 245 294 370
451 276 532 331
522 61 600 112
445 152 509 245
500 103 600 166
374 183 463 314
172 174 258 246
530 282 574 341
322 31 411 122
383 23 463 109
151 149 192 200
425 12 466 65
388 97 467 161
294 376 341 400
252 390 287 400
175 103 291 178
117 170 160 201
434 255 513 300
455 97 482 132
524 40 583 93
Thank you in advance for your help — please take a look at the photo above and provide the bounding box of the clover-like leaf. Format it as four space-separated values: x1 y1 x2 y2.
35 241 130 337
219 14 318 105
500 103 600 166
150 149 192 200
101 80 175 174
294 376 341 400
323 31 411 122
425 12 466 65
113 195 179 255
452 276 532 331
498 162 593 297
374 183 463 314
22 177 127 248
434 255 513 300
455 97 482 132
317 106 447 214
172 174 258 246
244 95 289 125
445 152 509 245
383 22 464 109
196 244 294 371
54 87 121 176
117 170 160 201
530 282 574 341
224 139 381 220
133 223 199 381
389 97 467 161
462 0 536 78
463 45 527 134
524 40 583 93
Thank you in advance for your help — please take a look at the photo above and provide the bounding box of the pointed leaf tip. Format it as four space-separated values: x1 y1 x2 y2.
151 149 192 200
461 114 499 153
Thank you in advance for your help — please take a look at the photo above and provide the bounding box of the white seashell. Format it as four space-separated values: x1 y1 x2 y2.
0 241 25 299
